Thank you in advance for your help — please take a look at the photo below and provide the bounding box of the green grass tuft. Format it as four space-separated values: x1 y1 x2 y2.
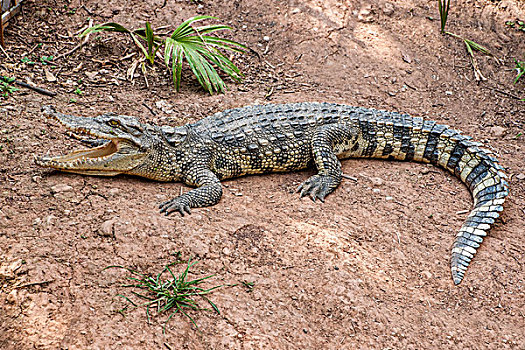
437 0 498 81
105 259 225 333
438 0 450 34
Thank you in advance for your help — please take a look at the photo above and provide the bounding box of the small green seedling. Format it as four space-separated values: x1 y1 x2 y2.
0 76 19 98
514 59 525 84
241 280 255 292
21 57 36 65
40 56 54 65
105 259 225 332
505 20 525 32
80 16 248 94
74 87 83 95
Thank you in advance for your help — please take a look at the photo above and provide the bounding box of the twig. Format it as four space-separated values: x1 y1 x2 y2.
0 43 10 60
342 174 358 181
264 85 274 99
16 280 54 289
1 76 57 96
25 43 39 56
142 102 157 116
54 18 93 60
0 12 4 48
394 231 401 244
80 4 95 16
491 88 522 100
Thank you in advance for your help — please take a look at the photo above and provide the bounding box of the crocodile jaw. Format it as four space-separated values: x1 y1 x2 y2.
35 108 148 175
35 139 147 176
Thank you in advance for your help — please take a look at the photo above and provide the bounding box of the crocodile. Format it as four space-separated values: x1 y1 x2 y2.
36 103 509 285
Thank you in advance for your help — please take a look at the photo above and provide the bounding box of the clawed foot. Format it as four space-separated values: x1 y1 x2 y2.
159 196 192 216
297 175 338 202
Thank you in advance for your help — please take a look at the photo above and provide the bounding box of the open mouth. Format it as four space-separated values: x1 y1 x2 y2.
36 123 119 166
35 120 143 175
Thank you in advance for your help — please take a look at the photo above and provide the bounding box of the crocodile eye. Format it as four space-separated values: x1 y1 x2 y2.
108 120 121 127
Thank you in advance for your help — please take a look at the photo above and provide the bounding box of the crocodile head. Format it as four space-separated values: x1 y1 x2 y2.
36 106 171 179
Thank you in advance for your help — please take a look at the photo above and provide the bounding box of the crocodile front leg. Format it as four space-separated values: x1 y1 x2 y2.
159 167 223 216
298 123 356 201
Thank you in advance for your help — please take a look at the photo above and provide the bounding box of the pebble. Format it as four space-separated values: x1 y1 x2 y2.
51 184 73 193
372 188 381 193
99 219 116 237
263 36 270 41
155 100 174 114
421 270 433 279
0 259 23 280
108 188 120 196
6 290 17 304
385 196 394 201
357 5 374 22
516 173 525 180
490 126 506 138
382 2 395 16
222 247 231 255
371 177 384 186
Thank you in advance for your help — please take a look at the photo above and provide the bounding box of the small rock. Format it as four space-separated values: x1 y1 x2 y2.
263 36 270 41
45 69 57 82
155 100 174 114
371 177 384 186
190 241 209 256
0 259 24 280
490 126 506 138
402 52 412 64
385 196 394 201
99 219 116 237
51 184 73 193
108 188 120 196
516 173 525 180
222 247 231 256
372 188 381 193
445 91 453 95
85 71 99 80
382 2 395 16
421 270 433 279
6 290 18 304
357 5 374 22
291 8 300 14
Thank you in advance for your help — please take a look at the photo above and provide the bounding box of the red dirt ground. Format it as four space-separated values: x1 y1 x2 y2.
1 0 524 349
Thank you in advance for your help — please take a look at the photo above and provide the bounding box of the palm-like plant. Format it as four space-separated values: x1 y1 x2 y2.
81 16 247 94
164 16 246 93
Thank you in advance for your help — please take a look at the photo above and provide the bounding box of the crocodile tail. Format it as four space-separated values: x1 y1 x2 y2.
440 139 508 285
355 110 509 284
411 121 509 285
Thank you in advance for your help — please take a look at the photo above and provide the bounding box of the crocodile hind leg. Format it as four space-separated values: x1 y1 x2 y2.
298 123 357 202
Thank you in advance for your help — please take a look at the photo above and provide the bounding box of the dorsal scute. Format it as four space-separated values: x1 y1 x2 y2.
161 125 188 146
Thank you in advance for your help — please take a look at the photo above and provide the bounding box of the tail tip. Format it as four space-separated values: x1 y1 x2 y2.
452 270 464 285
